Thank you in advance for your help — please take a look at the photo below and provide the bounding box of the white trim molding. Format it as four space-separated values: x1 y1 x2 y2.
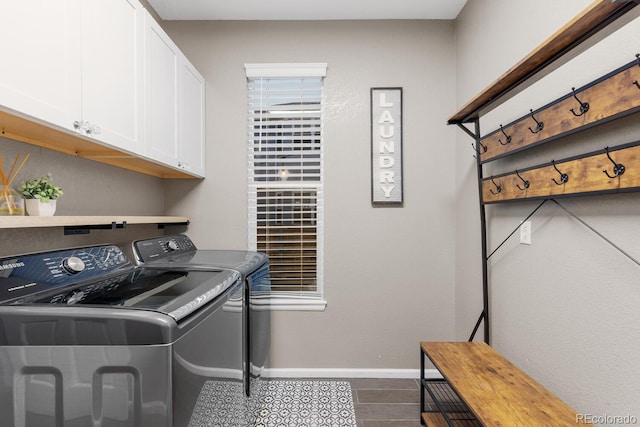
269 297 327 311
245 63 328 78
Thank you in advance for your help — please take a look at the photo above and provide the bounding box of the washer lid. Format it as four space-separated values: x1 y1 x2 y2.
31 268 242 322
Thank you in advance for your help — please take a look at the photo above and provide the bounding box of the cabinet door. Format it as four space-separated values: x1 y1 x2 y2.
144 11 179 167
179 58 206 178
81 0 144 153
0 0 81 131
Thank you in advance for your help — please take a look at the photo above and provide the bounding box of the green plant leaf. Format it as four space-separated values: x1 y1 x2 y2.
18 174 63 201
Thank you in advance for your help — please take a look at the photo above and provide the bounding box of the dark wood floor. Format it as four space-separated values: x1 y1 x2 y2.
348 378 422 427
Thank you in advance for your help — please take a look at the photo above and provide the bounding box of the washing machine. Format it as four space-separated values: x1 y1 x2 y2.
0 244 245 426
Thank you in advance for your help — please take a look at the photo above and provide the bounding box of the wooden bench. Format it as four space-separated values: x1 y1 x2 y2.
420 342 591 426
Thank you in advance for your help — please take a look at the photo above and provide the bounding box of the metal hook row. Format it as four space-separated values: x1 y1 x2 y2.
488 147 626 195
476 54 640 158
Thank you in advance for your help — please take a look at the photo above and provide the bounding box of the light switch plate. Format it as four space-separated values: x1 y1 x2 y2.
520 220 531 245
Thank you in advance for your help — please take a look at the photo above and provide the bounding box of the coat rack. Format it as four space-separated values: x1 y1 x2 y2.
448 0 640 344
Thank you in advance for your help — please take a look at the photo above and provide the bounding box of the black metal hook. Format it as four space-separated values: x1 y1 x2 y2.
551 160 569 185
633 80 640 89
569 87 589 117
498 124 511 145
515 170 530 191
602 146 625 178
528 109 544 134
471 141 487 155
489 177 502 195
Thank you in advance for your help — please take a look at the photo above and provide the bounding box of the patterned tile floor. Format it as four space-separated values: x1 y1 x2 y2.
256 380 357 426
269 378 423 427
188 377 424 426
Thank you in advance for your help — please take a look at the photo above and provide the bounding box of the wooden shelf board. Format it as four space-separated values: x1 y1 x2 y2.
421 412 449 427
0 216 190 229
448 0 639 124
421 342 591 426
482 142 640 203
0 108 201 179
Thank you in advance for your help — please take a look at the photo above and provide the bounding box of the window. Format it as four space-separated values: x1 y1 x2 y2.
245 63 327 310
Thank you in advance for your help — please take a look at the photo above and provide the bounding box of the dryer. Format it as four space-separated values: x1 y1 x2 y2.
131 234 271 399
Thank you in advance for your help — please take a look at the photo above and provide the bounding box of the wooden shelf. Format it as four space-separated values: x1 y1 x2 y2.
421 413 449 427
0 108 200 179
420 342 591 426
0 215 190 229
448 0 639 124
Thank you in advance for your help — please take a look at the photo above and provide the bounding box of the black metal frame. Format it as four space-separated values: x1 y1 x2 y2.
458 120 490 344
63 220 190 235
420 347 482 427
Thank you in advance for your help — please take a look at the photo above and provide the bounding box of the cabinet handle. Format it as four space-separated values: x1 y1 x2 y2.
73 120 100 136
73 120 88 132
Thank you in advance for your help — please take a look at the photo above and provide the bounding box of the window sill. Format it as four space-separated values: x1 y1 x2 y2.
258 297 327 312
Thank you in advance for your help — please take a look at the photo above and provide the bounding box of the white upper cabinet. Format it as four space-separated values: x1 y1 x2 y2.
144 12 180 168
179 59 206 178
0 0 144 153
0 0 82 131
80 0 144 153
144 10 206 178
0 1 204 178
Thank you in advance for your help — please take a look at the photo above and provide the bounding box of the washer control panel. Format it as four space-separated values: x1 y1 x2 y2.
0 245 132 303
133 234 197 263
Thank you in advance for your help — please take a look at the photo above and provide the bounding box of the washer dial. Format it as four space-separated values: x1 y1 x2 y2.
62 256 86 274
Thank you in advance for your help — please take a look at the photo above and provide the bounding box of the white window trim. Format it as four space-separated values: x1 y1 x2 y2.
245 63 327 78
246 63 327 312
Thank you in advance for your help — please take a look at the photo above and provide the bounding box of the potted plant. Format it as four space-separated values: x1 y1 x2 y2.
18 174 64 216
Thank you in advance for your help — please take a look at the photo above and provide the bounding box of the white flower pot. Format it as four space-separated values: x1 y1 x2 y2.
25 199 57 216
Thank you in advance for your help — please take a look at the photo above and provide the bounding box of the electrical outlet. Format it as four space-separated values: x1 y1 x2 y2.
520 220 531 245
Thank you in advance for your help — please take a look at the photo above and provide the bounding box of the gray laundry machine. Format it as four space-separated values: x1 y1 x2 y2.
0 244 245 427
131 234 271 399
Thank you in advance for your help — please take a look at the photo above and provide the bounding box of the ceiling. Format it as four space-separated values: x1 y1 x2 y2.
147 0 468 21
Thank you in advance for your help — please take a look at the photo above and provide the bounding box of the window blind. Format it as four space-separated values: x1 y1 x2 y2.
246 64 325 296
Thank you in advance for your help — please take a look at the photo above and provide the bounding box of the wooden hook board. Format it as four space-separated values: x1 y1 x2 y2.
482 142 640 203
480 57 640 163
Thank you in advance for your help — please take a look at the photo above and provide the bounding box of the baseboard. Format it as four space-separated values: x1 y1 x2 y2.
262 368 442 380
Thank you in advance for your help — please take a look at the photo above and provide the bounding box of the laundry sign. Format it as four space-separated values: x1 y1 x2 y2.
371 87 403 205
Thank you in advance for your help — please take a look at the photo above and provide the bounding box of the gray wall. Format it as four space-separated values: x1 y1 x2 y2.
0 136 166 256
455 0 640 418
162 20 458 370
